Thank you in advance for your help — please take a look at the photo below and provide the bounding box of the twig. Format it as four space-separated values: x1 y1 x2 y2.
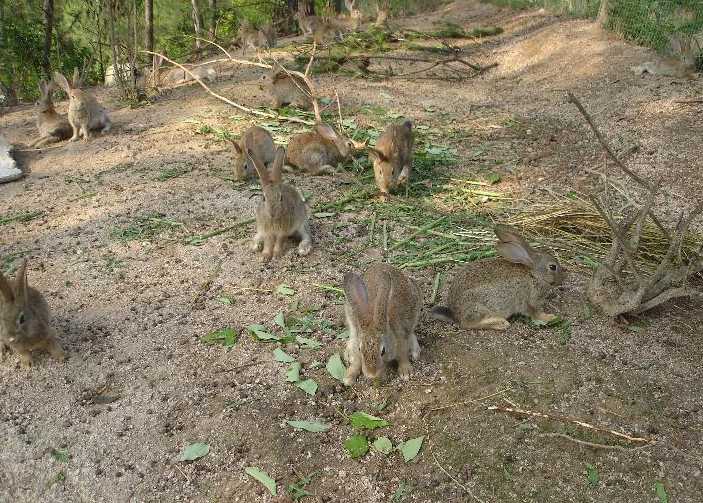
213 361 264 374
432 452 486 503
185 218 255 245
430 272 441 305
142 51 314 126
538 432 656 452
305 41 317 77
674 98 703 104
430 388 510 412
488 405 655 444
193 36 270 69
313 283 345 295
388 215 448 251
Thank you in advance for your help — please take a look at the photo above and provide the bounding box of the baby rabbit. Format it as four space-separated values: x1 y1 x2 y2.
369 119 414 200
54 68 111 142
431 225 564 330
263 69 313 110
0 260 64 368
29 80 72 148
343 263 422 385
287 122 359 175
248 146 312 261
231 126 276 180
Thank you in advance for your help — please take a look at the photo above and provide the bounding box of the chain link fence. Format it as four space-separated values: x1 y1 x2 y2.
482 0 702 65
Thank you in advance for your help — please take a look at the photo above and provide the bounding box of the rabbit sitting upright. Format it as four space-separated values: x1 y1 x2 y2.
29 80 72 148
0 260 64 367
54 68 111 142
343 263 422 385
431 225 564 330
248 146 312 261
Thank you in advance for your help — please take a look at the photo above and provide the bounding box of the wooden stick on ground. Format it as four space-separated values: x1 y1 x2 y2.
488 404 656 444
432 452 486 503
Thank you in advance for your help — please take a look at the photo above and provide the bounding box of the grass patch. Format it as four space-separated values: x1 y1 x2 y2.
155 164 192 181
111 213 186 242
0 210 44 226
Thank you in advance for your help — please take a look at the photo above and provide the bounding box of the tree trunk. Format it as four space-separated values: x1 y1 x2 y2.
191 0 203 48
208 0 217 38
42 0 54 79
597 0 609 26
0 80 18 107
107 0 127 92
144 0 153 52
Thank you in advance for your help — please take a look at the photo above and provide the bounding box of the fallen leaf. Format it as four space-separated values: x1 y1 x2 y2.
286 362 301 383
344 435 369 459
296 335 322 349
245 467 277 496
372 437 393 455
177 442 210 462
326 353 347 382
247 324 278 341
274 311 286 328
655 482 668 503
295 378 318 396
273 348 296 363
286 420 330 432
200 327 237 347
398 436 424 462
276 284 295 296
586 464 599 486
349 411 390 430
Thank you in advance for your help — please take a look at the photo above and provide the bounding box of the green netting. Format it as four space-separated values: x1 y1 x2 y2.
481 0 703 59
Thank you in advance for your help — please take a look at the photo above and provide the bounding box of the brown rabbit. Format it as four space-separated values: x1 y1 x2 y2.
231 126 276 180
296 13 322 36
29 80 72 148
286 122 361 175
0 260 64 367
262 68 313 110
368 119 414 200
343 263 422 384
54 68 111 142
248 146 312 261
431 225 564 330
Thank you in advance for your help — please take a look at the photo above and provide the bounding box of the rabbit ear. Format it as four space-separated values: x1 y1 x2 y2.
53 72 71 93
495 225 535 267
315 123 340 142
0 269 14 302
245 147 269 185
72 67 82 87
38 80 47 96
14 259 28 303
401 119 413 131
344 272 371 322
231 139 243 155
368 148 387 163
270 146 285 184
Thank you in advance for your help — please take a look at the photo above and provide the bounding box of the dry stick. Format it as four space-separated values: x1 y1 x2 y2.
432 452 486 503
142 51 315 126
538 433 656 452
305 41 317 77
430 388 510 412
674 98 703 104
566 91 670 240
488 405 656 444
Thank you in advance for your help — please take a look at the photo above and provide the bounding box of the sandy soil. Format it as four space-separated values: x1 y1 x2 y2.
1 1 702 502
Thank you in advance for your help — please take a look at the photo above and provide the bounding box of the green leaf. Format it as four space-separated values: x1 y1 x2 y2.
274 311 286 328
286 362 302 383
349 411 390 430
397 436 424 462
326 353 347 382
200 327 237 347
313 212 336 218
344 435 369 459
486 172 502 185
247 323 278 341
286 420 331 432
217 295 233 305
655 482 668 503
273 348 296 363
296 335 322 350
50 448 69 463
177 442 210 462
276 284 296 296
586 464 599 486
372 436 393 455
245 467 277 496
295 378 318 396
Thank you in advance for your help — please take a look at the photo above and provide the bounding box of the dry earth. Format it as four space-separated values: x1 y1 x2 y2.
1 1 703 502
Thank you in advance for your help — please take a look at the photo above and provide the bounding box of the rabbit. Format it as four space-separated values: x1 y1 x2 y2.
240 24 276 54
262 68 313 110
230 125 276 180
0 260 64 368
286 122 361 175
29 80 72 148
296 13 322 36
368 119 414 200
54 68 111 142
248 146 312 261
431 225 564 330
343 263 422 385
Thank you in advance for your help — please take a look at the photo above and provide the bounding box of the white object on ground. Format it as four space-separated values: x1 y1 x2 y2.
0 135 23 183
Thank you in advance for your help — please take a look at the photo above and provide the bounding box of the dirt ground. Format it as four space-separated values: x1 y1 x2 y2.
1 1 702 502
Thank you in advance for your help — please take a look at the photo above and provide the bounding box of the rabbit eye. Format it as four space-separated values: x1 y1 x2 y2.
549 264 558 271
380 346 386 356
17 312 25 325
